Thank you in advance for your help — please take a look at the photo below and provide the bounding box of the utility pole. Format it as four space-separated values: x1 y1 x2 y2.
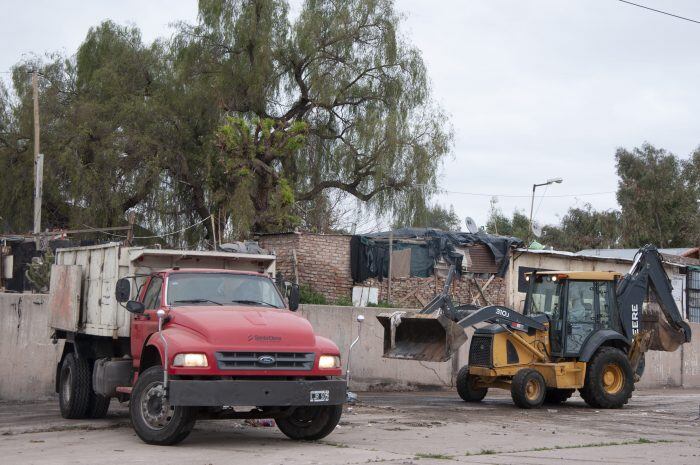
32 70 44 248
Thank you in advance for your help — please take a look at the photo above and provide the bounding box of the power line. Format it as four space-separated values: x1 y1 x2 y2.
434 189 616 199
616 0 700 24
82 214 212 239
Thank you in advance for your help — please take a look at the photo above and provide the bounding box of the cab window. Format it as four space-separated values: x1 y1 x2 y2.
143 276 163 310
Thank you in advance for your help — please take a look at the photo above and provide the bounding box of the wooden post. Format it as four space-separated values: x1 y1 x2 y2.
387 230 393 305
210 214 217 250
125 212 136 246
32 71 43 247
292 248 299 284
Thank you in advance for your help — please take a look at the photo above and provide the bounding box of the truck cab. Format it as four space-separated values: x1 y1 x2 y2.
50 244 349 445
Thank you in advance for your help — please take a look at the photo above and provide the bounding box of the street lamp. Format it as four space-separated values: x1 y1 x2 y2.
528 177 563 246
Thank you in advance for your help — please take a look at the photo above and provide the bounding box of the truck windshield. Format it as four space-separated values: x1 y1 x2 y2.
527 279 563 319
167 273 285 309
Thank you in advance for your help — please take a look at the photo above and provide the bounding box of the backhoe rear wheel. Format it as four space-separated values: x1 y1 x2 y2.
456 365 487 402
511 369 546 409
580 347 634 409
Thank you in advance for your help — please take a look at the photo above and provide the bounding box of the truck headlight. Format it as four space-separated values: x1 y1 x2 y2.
173 353 208 367
318 355 341 369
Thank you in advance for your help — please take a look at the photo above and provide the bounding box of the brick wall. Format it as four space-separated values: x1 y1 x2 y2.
259 233 353 302
259 232 507 307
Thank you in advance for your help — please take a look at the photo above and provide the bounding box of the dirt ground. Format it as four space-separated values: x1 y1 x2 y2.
1 388 699 465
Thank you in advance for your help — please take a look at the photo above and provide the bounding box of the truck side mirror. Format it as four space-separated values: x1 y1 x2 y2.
125 300 145 315
288 284 300 312
115 278 131 303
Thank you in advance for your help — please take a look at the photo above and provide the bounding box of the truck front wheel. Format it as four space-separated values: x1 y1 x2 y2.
130 366 196 445
276 404 342 440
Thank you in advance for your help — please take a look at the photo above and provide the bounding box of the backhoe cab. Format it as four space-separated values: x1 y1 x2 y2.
378 245 692 409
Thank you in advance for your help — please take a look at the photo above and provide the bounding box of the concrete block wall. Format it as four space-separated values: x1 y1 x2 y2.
0 293 64 401
1 294 698 400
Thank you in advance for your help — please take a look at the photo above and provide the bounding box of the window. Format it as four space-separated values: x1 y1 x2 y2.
566 281 596 354
167 273 285 308
143 276 163 310
688 268 700 323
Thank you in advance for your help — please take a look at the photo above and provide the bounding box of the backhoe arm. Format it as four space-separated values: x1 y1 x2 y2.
617 245 692 344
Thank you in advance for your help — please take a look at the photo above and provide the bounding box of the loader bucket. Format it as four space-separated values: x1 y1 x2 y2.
376 312 468 362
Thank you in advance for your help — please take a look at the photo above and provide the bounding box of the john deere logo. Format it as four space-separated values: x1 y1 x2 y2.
258 355 276 365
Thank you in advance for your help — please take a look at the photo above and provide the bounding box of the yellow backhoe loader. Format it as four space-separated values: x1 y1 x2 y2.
378 245 691 408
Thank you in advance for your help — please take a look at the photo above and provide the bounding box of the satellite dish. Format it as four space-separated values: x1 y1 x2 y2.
464 216 478 234
532 221 543 238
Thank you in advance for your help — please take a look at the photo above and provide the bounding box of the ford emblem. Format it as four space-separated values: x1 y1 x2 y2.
258 355 276 366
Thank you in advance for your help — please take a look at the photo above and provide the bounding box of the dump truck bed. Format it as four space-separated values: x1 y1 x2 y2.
50 243 276 338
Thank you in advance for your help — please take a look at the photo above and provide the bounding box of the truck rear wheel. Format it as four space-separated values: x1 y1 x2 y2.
276 404 342 440
511 369 546 409
130 366 196 445
87 392 111 419
59 353 92 419
456 365 487 402
580 347 634 409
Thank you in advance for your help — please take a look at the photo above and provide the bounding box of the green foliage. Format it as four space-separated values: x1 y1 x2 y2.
298 284 327 305
25 249 54 293
485 198 529 240
367 300 393 308
615 143 699 248
541 204 621 251
393 203 461 231
0 1 451 243
333 295 353 306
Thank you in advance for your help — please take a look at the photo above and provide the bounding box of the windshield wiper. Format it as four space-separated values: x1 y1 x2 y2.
173 299 223 306
231 299 278 308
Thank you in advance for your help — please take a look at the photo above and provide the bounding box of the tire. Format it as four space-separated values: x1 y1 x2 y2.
456 365 487 402
276 404 342 441
544 388 574 404
87 392 111 419
129 366 196 445
580 347 634 409
59 353 92 419
511 369 546 409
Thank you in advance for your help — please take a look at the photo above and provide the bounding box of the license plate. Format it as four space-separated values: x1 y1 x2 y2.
310 390 330 403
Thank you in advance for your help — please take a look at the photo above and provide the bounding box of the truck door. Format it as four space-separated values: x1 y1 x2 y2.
130 274 164 363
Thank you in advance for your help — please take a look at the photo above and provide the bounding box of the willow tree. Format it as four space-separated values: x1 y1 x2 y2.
178 0 452 235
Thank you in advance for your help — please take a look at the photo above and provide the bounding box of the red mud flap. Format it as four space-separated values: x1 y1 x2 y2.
167 379 347 407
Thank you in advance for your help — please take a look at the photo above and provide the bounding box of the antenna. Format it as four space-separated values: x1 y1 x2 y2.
464 216 478 234
531 221 543 238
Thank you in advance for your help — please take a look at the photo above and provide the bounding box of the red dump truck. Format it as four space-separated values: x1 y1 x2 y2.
48 243 352 445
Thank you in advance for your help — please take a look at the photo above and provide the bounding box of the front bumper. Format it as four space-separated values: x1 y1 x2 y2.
168 378 347 407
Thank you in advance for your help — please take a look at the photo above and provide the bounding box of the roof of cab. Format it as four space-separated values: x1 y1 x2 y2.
534 270 623 281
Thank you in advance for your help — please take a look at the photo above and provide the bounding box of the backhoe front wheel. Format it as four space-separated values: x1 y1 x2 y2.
511 369 546 409
580 347 634 409
130 366 196 445
456 366 487 402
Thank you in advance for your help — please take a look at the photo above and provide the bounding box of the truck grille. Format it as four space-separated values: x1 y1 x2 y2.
215 352 315 371
469 335 493 367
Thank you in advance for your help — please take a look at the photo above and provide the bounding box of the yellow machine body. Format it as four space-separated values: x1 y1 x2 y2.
467 327 587 390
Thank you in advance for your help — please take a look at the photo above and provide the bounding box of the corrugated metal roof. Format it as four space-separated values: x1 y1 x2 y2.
575 248 696 260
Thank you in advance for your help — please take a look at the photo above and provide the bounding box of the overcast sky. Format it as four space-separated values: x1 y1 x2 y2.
2 0 699 230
